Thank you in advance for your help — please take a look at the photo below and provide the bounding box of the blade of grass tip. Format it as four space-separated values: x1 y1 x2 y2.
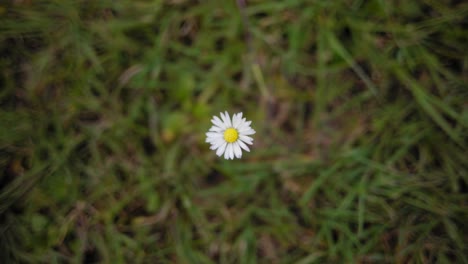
442 218 463 251
427 94 466 128
357 173 368 238
392 67 462 146
91 232 110 263
0 163 50 215
252 63 276 127
414 46 466 125
324 225 338 257
238 227 256 264
295 252 325 264
251 63 271 100
414 5 468 30
314 20 328 124
174 220 199 263
326 32 378 97
300 161 342 207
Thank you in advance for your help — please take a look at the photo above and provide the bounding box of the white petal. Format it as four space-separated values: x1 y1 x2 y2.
210 138 225 150
216 142 227 157
206 132 223 138
209 126 223 132
211 116 225 128
231 113 238 128
207 137 223 144
238 121 252 131
237 139 250 152
240 129 256 135
219 112 226 125
220 112 229 128
233 113 241 128
205 136 223 142
234 142 242 158
225 111 232 127
224 143 232 159
229 143 235 159
239 135 253 145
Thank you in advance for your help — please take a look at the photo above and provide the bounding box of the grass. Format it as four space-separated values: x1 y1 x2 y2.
1 0 468 263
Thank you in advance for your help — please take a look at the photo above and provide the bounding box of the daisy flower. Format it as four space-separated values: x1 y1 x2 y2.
206 111 255 160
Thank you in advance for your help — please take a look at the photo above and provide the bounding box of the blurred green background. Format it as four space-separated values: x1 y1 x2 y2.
1 0 468 263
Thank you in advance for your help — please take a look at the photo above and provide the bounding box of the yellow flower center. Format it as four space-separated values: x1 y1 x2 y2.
223 128 238 143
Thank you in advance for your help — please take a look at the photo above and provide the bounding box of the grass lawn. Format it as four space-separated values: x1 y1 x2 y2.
1 0 467 263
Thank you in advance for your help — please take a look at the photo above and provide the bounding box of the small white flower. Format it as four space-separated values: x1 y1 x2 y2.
206 111 255 160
